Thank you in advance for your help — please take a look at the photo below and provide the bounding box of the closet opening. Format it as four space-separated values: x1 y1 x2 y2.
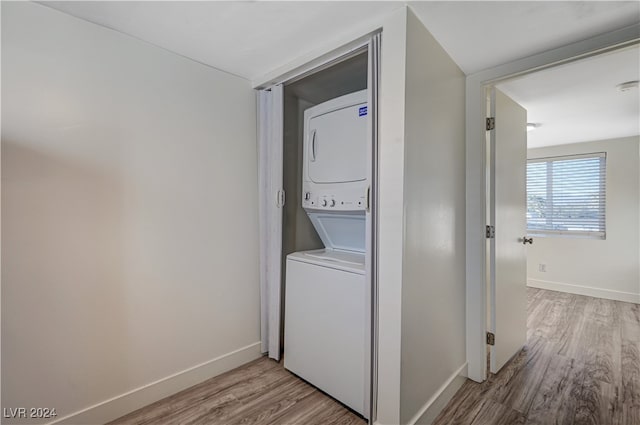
279 49 373 419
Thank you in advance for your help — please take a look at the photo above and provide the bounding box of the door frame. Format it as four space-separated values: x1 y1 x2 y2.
255 32 382 422
465 24 640 383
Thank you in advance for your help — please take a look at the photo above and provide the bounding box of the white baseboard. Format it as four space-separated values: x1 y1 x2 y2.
49 342 263 425
527 278 640 304
407 362 468 425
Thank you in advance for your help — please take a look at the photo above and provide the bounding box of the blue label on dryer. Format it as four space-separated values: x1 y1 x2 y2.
359 106 368 117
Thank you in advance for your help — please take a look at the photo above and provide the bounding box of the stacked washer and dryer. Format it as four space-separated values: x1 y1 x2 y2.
284 90 369 417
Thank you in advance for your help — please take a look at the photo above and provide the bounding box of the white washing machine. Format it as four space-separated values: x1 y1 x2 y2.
284 90 369 416
284 249 366 415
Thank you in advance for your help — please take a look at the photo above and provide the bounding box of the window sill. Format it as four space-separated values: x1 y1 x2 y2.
527 231 605 240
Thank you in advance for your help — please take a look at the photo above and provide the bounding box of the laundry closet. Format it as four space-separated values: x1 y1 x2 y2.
278 50 372 417
258 9 467 424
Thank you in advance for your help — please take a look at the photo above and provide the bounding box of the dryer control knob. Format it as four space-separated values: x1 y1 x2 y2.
321 199 328 207
330 199 336 207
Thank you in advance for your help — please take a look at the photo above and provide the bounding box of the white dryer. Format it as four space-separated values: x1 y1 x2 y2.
284 90 369 417
301 90 369 214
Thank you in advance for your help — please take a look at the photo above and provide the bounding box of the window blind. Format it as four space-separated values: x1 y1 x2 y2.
526 152 606 238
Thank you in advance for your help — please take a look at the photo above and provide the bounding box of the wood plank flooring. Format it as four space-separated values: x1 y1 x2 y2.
432 288 640 425
107 356 365 425
109 288 638 425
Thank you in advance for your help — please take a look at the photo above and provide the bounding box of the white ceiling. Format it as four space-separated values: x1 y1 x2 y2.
409 1 640 74
40 1 403 81
36 1 640 148
41 1 640 82
497 44 640 148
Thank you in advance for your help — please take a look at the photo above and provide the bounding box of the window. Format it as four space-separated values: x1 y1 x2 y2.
526 153 606 238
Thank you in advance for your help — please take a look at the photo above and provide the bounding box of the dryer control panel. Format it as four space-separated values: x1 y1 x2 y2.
302 186 367 211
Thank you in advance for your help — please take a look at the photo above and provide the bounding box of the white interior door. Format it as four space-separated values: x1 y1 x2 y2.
488 87 528 374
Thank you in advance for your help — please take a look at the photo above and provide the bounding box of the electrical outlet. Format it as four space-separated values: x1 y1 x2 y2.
538 263 546 272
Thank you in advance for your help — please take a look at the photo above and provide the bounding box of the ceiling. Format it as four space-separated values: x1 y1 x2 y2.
497 44 639 148
409 1 639 74
36 1 640 148
41 1 640 82
40 1 402 81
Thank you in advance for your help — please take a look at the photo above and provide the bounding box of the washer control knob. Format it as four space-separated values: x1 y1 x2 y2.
321 199 328 207
304 192 311 201
330 199 336 207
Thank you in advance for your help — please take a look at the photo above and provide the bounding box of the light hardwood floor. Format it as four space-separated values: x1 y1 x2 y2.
107 356 365 425
109 288 639 424
432 288 640 425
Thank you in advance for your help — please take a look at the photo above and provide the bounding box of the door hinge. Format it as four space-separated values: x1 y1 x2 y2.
486 332 495 346
486 117 495 131
486 225 495 239
276 189 286 208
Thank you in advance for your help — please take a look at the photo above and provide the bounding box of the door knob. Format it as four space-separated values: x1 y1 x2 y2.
522 237 533 245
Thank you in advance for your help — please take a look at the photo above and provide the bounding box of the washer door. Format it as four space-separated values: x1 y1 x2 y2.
307 212 365 253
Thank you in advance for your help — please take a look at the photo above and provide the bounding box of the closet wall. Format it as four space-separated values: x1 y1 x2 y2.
375 8 467 424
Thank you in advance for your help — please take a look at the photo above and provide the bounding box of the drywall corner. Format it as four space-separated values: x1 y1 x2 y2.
376 5 408 425
400 6 466 424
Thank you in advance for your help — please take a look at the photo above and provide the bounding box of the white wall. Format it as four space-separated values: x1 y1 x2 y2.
400 9 467 424
527 136 640 303
376 8 467 424
1 3 260 423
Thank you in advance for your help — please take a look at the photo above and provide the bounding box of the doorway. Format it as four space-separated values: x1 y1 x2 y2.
483 41 639 378
465 26 639 383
